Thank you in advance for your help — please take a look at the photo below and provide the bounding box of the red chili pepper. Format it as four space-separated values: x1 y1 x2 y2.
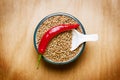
38 24 79 54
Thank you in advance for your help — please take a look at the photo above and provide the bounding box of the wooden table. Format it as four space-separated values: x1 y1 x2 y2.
0 0 120 80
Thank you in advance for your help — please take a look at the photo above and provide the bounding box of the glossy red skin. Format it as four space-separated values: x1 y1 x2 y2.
38 24 79 54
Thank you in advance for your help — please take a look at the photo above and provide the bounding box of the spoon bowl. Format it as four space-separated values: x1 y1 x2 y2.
71 29 98 51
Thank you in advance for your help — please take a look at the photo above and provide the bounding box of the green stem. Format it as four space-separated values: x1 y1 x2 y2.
37 54 42 69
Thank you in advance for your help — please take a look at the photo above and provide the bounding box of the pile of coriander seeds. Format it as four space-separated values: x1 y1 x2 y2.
36 15 82 62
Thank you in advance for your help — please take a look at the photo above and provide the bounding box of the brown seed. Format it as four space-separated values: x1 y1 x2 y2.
36 15 82 62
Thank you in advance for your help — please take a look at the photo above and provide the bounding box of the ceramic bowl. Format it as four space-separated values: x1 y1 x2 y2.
33 12 86 65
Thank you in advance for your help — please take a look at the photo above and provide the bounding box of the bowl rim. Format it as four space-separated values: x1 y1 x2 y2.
33 12 86 65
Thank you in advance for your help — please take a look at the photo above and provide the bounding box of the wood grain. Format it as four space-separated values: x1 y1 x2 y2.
0 0 120 80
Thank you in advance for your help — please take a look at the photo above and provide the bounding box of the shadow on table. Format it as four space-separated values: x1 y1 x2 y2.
42 59 78 71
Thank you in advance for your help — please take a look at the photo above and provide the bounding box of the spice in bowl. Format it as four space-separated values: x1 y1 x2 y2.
34 13 86 65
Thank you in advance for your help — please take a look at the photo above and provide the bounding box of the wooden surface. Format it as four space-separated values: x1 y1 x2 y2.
0 0 120 80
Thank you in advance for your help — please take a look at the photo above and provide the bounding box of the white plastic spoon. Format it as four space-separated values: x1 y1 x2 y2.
71 29 98 51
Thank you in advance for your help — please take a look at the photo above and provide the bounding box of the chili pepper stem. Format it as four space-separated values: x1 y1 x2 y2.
37 54 42 69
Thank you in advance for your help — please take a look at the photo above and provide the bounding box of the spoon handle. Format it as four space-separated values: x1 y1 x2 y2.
83 34 98 41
